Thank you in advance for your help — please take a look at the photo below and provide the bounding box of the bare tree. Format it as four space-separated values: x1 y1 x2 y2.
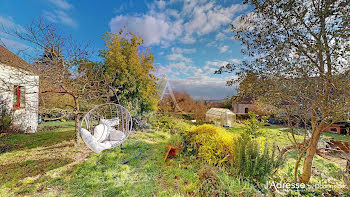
3 19 107 142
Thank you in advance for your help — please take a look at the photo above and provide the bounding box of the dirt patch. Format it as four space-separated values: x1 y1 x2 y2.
41 143 75 151
37 126 63 132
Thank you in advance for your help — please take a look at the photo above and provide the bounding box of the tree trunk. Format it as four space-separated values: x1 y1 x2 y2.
300 128 322 183
73 97 81 144
75 113 81 144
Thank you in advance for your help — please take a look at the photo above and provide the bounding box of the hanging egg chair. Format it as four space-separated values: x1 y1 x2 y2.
80 86 133 153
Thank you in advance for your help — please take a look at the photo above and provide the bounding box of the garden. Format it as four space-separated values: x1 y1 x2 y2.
1 113 349 196
0 0 349 196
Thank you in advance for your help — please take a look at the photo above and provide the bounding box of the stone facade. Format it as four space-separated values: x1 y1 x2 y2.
0 49 39 133
231 103 256 114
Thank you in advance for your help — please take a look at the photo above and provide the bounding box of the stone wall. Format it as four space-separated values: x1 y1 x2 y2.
232 103 256 114
0 63 39 133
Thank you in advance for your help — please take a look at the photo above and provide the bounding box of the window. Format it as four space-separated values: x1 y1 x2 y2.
13 86 24 109
330 127 338 133
244 107 249 113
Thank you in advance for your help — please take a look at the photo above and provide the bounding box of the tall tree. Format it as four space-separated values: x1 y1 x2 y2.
8 19 106 142
217 0 350 183
100 30 159 115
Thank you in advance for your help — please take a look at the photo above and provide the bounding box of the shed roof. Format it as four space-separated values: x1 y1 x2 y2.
0 45 33 73
232 96 254 104
206 108 235 116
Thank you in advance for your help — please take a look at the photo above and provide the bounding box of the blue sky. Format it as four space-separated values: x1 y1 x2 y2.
0 0 249 100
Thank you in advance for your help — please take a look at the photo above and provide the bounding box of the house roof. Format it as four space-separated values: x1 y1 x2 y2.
232 96 254 104
0 45 33 73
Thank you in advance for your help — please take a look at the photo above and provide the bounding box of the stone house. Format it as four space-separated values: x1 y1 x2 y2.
231 96 256 114
0 46 39 133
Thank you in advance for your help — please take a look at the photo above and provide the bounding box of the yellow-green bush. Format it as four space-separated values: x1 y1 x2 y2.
184 124 237 167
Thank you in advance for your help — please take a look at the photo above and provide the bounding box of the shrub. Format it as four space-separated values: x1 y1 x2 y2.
232 132 284 182
149 114 191 133
132 115 149 130
243 112 266 138
217 171 259 196
196 166 230 197
184 124 237 166
0 114 12 132
0 101 13 133
168 134 184 147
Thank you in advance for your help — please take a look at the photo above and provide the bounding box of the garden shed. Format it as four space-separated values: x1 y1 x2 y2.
205 108 236 127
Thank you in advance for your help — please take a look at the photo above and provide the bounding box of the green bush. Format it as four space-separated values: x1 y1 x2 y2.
196 166 230 196
168 134 184 147
184 124 237 167
243 112 266 138
0 114 12 132
217 170 259 196
149 114 191 133
232 132 284 182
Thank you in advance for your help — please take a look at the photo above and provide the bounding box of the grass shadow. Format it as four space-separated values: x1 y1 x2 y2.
0 127 74 154
0 158 74 188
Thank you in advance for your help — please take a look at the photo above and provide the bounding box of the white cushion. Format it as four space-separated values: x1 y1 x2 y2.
80 128 111 153
109 129 126 141
93 124 109 143
103 140 122 147
100 118 119 127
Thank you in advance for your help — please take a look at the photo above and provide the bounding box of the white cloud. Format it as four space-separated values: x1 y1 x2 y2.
109 0 246 46
0 38 33 52
230 58 241 64
45 0 76 28
171 47 196 54
155 0 166 10
167 76 236 100
183 3 246 36
156 61 200 78
109 14 182 46
219 45 229 53
0 16 33 53
158 58 241 84
48 0 73 10
0 15 26 33
203 59 241 75
43 10 77 28
180 34 196 44
166 53 192 63
155 57 241 99
215 32 226 41
204 60 229 73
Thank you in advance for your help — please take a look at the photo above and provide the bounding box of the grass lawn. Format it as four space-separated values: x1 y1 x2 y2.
0 121 91 196
0 121 203 196
0 121 349 196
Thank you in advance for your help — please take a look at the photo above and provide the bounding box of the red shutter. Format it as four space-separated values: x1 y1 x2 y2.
14 86 21 109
